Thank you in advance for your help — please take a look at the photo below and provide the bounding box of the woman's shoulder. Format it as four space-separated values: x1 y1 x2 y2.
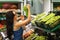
13 20 22 31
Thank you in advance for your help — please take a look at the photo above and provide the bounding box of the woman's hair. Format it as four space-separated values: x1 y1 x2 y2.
6 11 15 40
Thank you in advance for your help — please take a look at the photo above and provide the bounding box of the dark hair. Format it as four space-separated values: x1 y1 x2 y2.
6 11 15 40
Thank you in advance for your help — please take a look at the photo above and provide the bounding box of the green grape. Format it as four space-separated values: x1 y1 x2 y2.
35 36 46 40
50 20 59 28
50 16 60 24
49 16 60 26
45 16 60 25
23 6 28 17
35 13 46 21
35 36 40 40
31 12 46 24
45 16 55 24
25 33 36 40
40 13 55 22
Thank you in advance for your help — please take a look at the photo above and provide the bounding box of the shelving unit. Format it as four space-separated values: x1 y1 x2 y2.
31 10 60 40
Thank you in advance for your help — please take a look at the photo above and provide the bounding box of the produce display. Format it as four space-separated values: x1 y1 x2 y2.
0 25 6 32
45 16 60 28
25 33 46 40
45 16 60 24
35 36 46 40
31 12 46 25
25 33 36 40
40 13 55 22
10 5 17 9
0 24 4 29
32 12 60 29
0 14 6 32
2 3 11 9
23 30 34 38
0 20 6 32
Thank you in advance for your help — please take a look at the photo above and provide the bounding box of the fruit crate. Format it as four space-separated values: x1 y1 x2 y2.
35 21 60 32
35 21 50 30
51 24 60 32
35 16 58 29
25 33 47 40
44 19 60 29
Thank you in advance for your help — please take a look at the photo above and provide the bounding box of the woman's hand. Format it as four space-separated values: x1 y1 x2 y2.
27 4 30 10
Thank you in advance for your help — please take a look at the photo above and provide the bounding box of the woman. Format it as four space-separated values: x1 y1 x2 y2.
6 4 31 40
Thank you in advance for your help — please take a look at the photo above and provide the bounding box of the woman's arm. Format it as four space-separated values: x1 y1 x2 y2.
14 4 31 29
20 15 26 30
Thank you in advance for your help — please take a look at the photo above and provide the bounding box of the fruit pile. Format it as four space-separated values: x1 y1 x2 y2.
0 20 6 31
25 33 36 40
0 23 4 29
25 33 46 40
31 12 46 25
23 30 34 38
39 13 55 23
31 12 60 29
35 36 46 40
45 16 60 28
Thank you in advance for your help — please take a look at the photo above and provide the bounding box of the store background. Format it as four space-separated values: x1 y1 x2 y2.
0 0 60 40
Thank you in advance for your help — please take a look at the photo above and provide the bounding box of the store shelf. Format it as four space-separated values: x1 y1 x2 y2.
0 18 6 20
33 24 60 33
34 26 51 33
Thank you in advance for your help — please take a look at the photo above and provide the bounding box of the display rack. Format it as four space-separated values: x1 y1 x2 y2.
31 13 60 40
31 22 60 40
33 24 60 33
